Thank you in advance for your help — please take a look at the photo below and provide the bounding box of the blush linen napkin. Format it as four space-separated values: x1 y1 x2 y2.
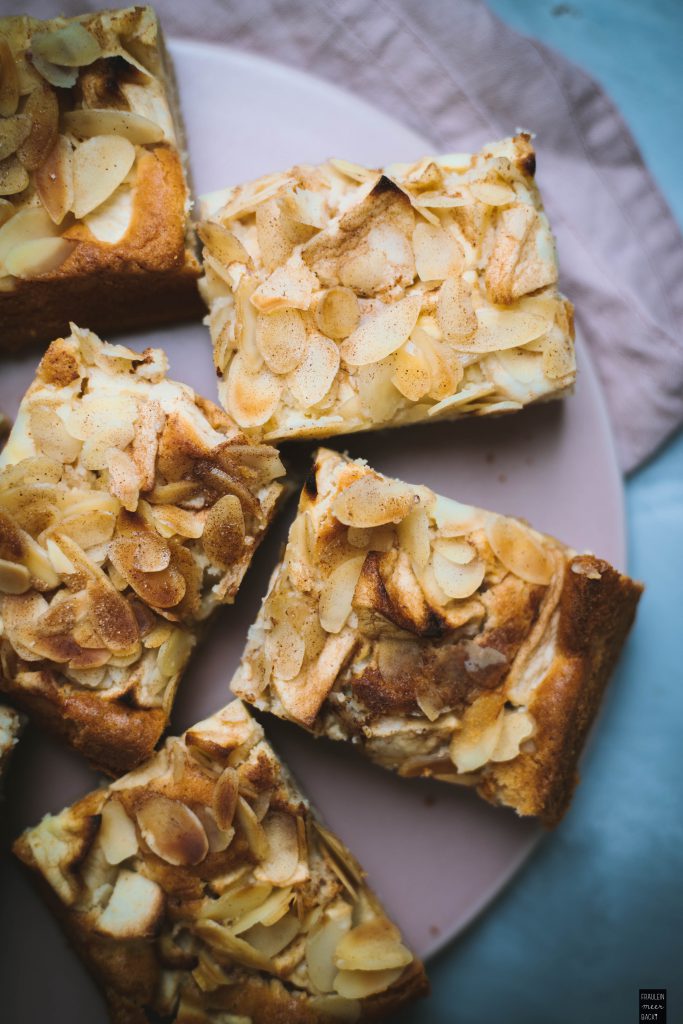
29 0 683 471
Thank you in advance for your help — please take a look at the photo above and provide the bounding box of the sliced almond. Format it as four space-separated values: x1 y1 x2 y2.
250 252 318 312
34 135 74 224
203 494 245 569
99 799 138 865
0 156 29 196
397 506 431 570
449 693 505 773
198 220 249 266
432 550 485 599
412 221 462 281
334 919 412 971
485 515 554 585
332 474 418 529
17 83 58 171
96 869 164 939
136 795 209 867
286 331 340 408
253 813 300 885
31 24 101 68
226 352 281 428
198 881 273 923
429 494 483 535
29 53 78 90
256 308 306 374
4 236 74 278
334 968 404 1000
64 108 163 145
306 902 353 994
433 538 477 564
0 558 31 594
543 323 576 380
0 115 31 162
491 708 535 762
314 287 360 340
340 294 421 366
72 135 136 219
319 555 366 634
213 766 239 832
156 628 194 677
0 39 20 117
391 339 431 401
193 920 274 973
436 275 477 341
242 911 300 958
265 620 306 681
235 796 269 861
458 306 550 354
469 180 516 205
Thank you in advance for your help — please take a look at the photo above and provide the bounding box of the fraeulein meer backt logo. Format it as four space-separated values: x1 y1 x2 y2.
640 989 666 1022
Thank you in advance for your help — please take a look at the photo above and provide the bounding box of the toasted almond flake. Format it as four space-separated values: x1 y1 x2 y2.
433 538 477 564
265 620 306 681
243 911 301 959
17 83 58 171
412 327 463 400
543 324 576 380
306 902 353 994
226 352 281 428
99 799 138 865
198 220 249 266
0 156 29 196
319 555 366 634
491 708 535 762
485 514 554 585
203 494 245 569
254 813 300 885
432 550 485 599
137 795 209 867
29 53 78 90
334 919 412 971
212 766 239 832
287 331 340 408
0 40 19 117
449 693 505 772
397 506 430 570
427 382 495 417
457 306 550 354
31 24 101 68
340 294 421 366
235 796 269 860
72 135 135 219
157 629 194 677
199 881 273 923
469 180 516 205
251 252 319 312
391 340 431 401
436 276 477 341
314 287 360 339
412 221 462 281
4 236 74 278
96 869 164 939
255 308 306 374
332 475 418 529
334 967 404 1000
64 108 164 144
0 558 31 594
0 114 31 161
194 920 274 973
34 135 74 224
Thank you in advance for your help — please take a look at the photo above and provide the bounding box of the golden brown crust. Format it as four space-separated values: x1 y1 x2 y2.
0 148 201 353
14 701 427 1023
480 556 642 825
232 449 642 826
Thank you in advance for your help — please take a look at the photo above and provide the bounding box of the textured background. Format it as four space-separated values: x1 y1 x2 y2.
398 1 683 1021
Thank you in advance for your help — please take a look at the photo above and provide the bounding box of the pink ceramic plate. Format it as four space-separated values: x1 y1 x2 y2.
0 42 625 1022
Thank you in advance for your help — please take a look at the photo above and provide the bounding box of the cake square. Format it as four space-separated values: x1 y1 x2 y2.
199 134 575 442
231 449 641 825
0 325 284 774
0 6 201 351
14 699 427 1022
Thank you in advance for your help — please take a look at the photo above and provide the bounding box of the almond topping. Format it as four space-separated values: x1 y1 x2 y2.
332 475 418 528
99 799 138 865
314 287 360 340
265 620 306 681
136 795 209 866
0 558 31 594
391 340 431 401
35 135 74 224
0 156 29 196
412 221 462 281
286 331 340 409
72 135 135 219
0 40 19 117
340 294 421 366
17 83 58 171
432 550 485 599
30 24 101 68
485 515 554 585
306 902 352 994
334 919 413 971
203 494 245 569
256 308 306 374
64 108 164 145
319 555 366 634
397 506 430 570
0 115 31 161
436 276 477 341
334 968 404 1000
198 220 250 266
254 812 300 885
226 352 281 428
4 236 74 278
213 766 239 832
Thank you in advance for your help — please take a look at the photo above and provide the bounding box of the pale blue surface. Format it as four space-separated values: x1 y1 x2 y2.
399 3 683 1021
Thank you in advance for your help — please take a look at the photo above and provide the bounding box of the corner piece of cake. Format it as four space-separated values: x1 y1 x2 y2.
0 6 201 351
14 699 427 1022
199 134 575 442
0 702 24 783
0 325 285 774
231 449 642 826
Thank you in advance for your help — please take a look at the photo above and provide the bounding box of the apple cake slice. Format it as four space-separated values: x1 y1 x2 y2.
232 448 641 825
0 6 201 351
199 133 575 442
0 326 284 774
14 699 427 1022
